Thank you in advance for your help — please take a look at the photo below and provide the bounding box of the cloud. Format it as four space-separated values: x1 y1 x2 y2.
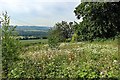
0 0 81 26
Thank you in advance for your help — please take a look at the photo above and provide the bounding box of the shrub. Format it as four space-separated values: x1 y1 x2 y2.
48 29 60 49
48 35 60 49
1 12 20 78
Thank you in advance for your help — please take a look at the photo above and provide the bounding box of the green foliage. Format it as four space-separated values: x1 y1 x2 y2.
1 12 20 78
53 21 74 42
48 29 60 49
48 21 75 49
74 2 120 41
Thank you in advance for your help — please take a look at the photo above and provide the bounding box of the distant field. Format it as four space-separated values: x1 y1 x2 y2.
20 39 48 46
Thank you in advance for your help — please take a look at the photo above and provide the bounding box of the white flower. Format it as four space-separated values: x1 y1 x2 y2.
113 60 117 63
59 43 65 47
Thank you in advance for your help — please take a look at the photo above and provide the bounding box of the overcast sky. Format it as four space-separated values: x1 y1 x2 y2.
0 0 81 27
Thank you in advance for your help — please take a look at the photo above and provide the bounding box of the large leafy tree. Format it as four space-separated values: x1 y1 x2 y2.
74 2 120 40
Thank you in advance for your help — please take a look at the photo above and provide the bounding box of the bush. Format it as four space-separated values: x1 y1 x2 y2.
48 28 60 49
48 35 60 49
1 12 20 78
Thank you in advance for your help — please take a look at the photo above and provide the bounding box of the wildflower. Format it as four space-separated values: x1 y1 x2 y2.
113 60 117 63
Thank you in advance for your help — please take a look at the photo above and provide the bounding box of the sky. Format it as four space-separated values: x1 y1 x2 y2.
0 0 81 27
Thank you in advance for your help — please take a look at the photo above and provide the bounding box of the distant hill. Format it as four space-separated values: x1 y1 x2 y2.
16 26 51 31
15 26 51 37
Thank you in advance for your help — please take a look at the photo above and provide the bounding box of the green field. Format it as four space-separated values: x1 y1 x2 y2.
20 39 48 46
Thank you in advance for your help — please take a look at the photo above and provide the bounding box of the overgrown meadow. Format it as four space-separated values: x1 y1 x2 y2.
2 37 120 79
1 2 120 79
14 39 119 79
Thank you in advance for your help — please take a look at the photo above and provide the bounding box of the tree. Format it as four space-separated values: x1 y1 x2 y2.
74 2 120 40
1 12 20 78
48 21 75 48
53 21 74 42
